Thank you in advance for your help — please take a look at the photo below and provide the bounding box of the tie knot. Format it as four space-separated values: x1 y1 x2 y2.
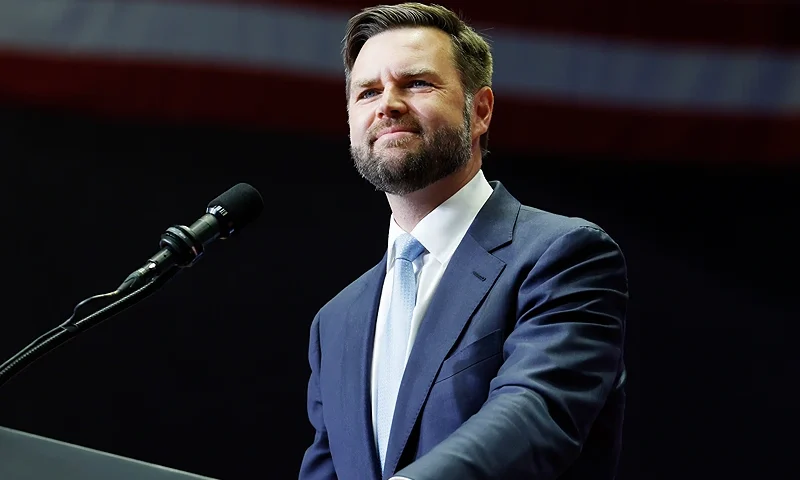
394 233 426 263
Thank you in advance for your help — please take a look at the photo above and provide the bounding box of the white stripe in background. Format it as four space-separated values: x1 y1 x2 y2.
0 0 798 113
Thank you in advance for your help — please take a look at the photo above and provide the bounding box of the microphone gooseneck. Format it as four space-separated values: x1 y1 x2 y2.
0 182 264 388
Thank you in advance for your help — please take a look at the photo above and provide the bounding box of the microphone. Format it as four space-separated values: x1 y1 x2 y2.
0 182 263 388
116 183 264 294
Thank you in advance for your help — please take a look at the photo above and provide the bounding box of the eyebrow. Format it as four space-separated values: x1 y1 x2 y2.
351 68 440 91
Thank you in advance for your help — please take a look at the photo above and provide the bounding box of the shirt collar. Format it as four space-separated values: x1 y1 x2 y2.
387 169 494 269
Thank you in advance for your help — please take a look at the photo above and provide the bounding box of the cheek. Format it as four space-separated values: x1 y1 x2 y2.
417 102 462 130
348 112 371 142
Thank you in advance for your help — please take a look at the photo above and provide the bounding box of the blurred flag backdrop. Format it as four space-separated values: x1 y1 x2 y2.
0 0 798 163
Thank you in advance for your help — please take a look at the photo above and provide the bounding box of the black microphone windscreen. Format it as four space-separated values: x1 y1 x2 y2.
207 183 264 234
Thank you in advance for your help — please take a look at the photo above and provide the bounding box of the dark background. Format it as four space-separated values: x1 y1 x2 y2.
0 104 797 479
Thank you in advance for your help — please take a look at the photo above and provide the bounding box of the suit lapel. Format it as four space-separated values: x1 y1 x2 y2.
382 182 520 476
340 255 386 480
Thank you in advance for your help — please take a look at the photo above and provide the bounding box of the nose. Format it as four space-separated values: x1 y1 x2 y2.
376 87 408 119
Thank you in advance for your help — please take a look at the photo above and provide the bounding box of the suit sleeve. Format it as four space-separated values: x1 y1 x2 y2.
298 313 338 479
395 225 629 480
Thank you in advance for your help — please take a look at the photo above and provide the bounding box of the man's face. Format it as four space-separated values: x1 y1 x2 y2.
347 27 473 195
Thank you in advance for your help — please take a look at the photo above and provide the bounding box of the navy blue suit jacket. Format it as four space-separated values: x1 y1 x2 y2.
299 181 629 480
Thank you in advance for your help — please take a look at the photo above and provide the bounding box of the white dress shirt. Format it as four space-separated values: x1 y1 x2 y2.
370 169 494 478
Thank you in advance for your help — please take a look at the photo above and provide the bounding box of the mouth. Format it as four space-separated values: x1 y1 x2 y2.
373 127 420 143
376 130 418 142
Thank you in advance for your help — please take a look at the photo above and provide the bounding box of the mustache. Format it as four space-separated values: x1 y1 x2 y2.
368 120 423 142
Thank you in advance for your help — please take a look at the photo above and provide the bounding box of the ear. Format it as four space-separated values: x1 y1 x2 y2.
471 86 494 140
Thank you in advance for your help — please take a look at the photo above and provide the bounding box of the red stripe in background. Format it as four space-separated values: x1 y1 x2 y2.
0 50 797 164
199 0 800 51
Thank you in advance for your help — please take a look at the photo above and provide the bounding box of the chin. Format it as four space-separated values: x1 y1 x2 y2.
375 148 417 165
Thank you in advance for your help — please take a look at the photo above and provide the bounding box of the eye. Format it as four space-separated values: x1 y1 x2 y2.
358 89 379 100
409 80 432 88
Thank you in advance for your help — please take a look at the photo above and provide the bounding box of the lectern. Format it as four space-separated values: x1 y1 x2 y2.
0 426 217 479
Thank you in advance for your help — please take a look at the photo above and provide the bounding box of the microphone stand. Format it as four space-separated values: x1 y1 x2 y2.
0 265 181 389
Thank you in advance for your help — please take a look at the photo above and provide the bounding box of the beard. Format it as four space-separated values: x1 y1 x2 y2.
350 105 473 195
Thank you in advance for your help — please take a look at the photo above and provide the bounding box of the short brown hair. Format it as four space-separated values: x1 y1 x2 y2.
342 3 493 154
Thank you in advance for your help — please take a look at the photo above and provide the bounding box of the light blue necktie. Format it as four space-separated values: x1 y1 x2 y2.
375 233 426 470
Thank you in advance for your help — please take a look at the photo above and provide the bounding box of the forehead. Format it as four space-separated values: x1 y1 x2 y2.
350 27 456 81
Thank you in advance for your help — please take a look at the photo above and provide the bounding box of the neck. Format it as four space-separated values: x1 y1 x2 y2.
387 158 481 232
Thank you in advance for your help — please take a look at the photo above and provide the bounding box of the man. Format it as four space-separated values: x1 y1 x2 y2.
299 3 628 479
